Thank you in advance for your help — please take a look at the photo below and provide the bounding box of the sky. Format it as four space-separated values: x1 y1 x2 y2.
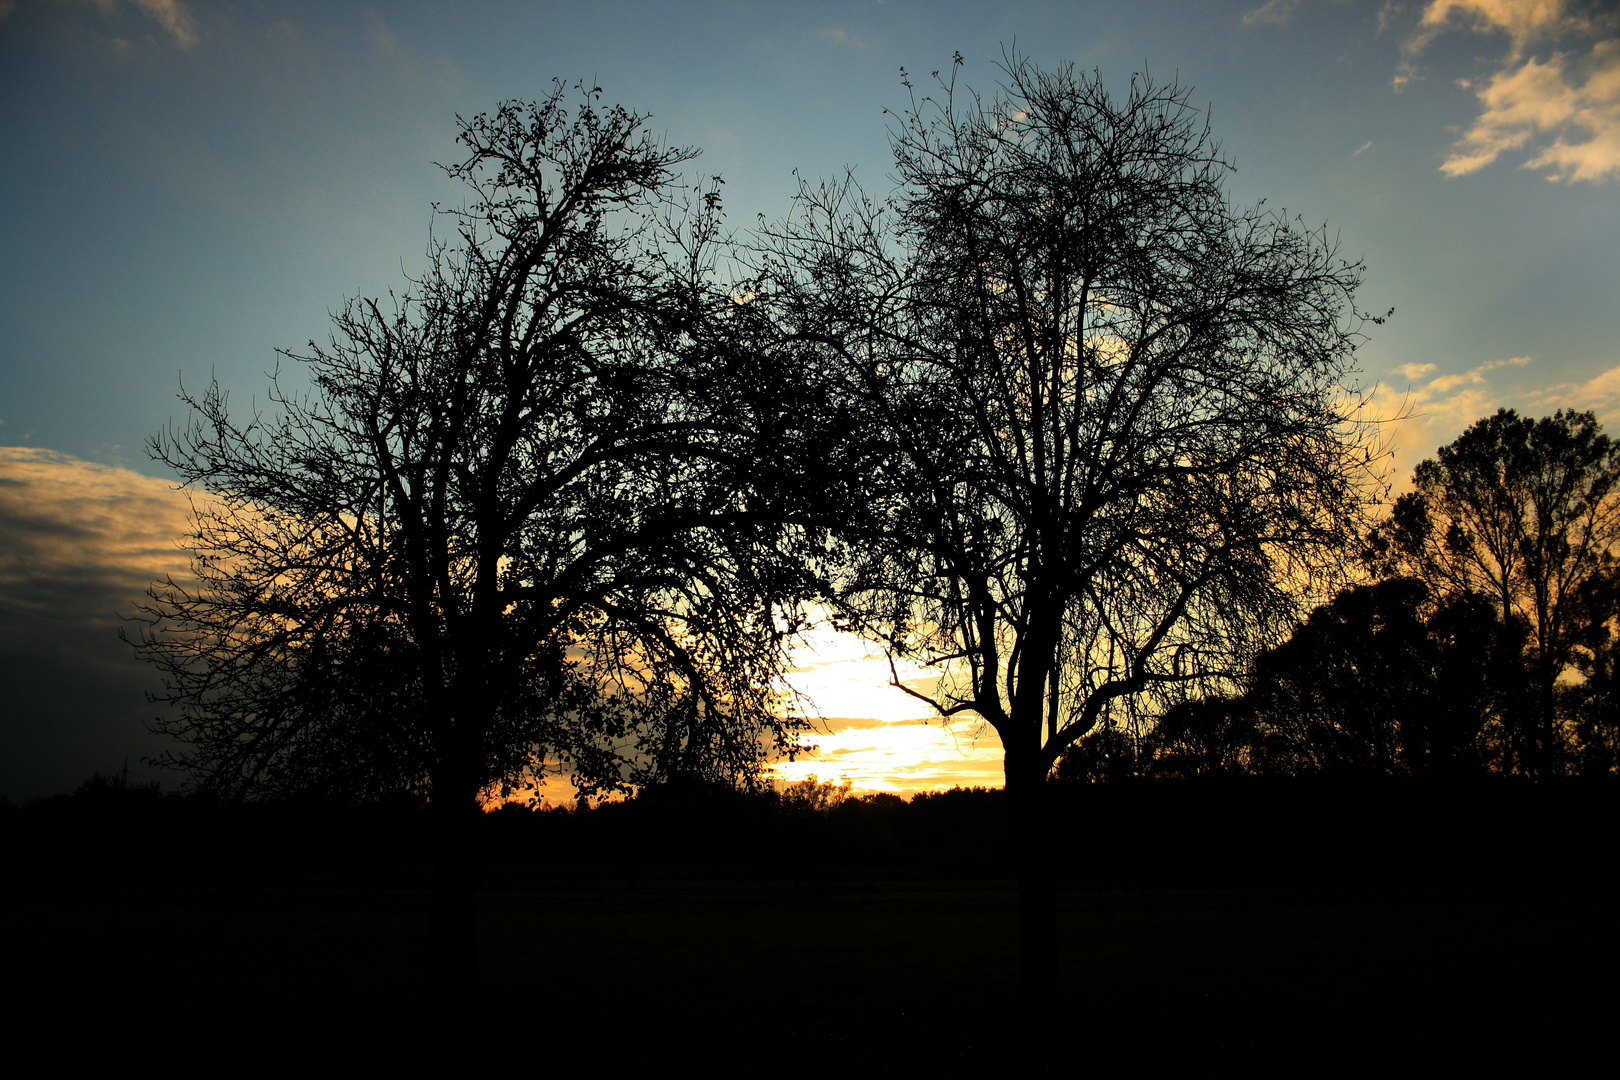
2 0 1617 800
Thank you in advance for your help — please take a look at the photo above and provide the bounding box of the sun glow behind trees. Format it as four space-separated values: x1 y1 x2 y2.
0 447 999 803
772 617 1005 794
517 616 1004 804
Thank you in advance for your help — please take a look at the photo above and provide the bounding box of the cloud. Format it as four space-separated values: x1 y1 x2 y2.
33 0 200 48
1243 0 1304 25
1372 355 1532 480
818 27 866 50
1441 43 1620 179
783 616 944 726
1393 362 1439 379
1400 0 1620 181
1523 362 1620 421
771 720 1004 795
1520 39 1620 179
1375 352 1620 484
1411 0 1588 58
1354 139 1376 155
0 448 195 798
131 0 196 47
0 448 193 617
770 614 1004 794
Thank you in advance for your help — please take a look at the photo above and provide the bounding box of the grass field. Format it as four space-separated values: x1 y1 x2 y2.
5 861 1612 1073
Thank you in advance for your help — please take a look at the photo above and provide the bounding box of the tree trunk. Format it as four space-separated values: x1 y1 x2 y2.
425 786 481 1023
1005 749 1055 1008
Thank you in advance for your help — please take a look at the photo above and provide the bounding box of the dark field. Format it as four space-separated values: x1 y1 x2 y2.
6 869 1613 1072
5 783 1615 1073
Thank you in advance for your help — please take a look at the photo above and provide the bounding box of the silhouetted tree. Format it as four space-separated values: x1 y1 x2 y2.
128 82 817 995
1136 695 1257 779
1237 580 1506 775
1561 568 1620 775
1378 409 1620 775
1424 589 1523 774
1254 579 1430 775
754 53 1384 998
1131 580 1510 779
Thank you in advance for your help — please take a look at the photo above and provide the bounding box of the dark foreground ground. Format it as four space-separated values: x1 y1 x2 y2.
4 781 1615 1073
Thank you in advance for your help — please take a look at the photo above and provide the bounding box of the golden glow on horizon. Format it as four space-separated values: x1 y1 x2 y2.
0 451 999 801
781 617 941 725
770 718 1005 794
517 619 1005 806
772 618 1004 794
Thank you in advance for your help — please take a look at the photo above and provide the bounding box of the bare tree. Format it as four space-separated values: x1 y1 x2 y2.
128 82 816 993
755 54 1384 996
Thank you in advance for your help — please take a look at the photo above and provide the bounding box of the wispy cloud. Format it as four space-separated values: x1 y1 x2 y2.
30 0 201 48
1378 352 1620 481
1243 0 1304 25
771 721 1004 794
768 615 1003 794
818 27 867 50
1399 0 1620 181
0 448 193 610
1392 362 1439 380
1408 0 1589 60
131 0 197 47
1524 361 1620 420
1373 355 1532 478
1443 41 1620 180
1354 139 1376 155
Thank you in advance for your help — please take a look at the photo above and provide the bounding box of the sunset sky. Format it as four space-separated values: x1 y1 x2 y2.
2 0 1617 800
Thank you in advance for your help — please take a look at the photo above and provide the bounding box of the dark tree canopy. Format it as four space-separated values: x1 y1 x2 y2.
1153 580 1508 779
1379 408 1620 775
128 82 836 997
130 82 816 808
1143 408 1620 784
753 54 1384 994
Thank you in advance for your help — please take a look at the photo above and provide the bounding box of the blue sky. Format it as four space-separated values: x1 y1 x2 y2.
2 0 1617 798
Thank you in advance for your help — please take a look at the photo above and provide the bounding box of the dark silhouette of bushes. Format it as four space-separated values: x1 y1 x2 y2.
7 769 1613 898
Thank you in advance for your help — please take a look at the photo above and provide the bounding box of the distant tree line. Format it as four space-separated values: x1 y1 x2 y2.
10 770 1613 898
1059 408 1620 783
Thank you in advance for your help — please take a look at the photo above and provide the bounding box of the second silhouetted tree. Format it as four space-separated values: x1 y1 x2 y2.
755 53 1385 998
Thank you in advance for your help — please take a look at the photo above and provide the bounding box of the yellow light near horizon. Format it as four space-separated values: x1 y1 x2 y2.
779 619 941 725
773 619 1005 795
771 719 1005 794
496 619 1005 809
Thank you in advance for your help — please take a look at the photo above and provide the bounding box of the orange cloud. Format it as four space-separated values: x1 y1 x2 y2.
770 615 1003 794
1375 352 1620 484
1523 361 1620 422
1443 42 1620 180
1371 356 1533 481
0 448 195 797
1412 0 1586 57
771 720 1005 794
0 448 193 623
